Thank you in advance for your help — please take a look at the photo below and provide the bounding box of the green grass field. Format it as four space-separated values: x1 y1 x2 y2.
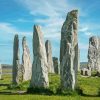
0 69 100 100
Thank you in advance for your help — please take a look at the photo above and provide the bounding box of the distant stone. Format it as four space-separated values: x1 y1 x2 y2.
78 48 80 71
81 68 91 76
22 36 32 81
60 10 79 90
30 25 49 88
0 64 2 79
45 40 54 73
53 57 59 74
12 34 23 85
88 36 100 73
1 64 12 68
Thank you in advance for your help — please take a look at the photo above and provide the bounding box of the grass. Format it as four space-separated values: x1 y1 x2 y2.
0 69 100 100
2 68 12 73
78 76 100 96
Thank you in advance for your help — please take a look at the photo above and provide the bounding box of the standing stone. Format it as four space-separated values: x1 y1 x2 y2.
30 25 49 88
0 64 2 79
53 57 59 74
88 36 100 73
12 34 22 85
60 10 78 90
45 40 54 73
22 36 32 81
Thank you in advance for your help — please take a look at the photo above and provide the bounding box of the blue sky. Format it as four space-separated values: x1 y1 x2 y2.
0 0 100 64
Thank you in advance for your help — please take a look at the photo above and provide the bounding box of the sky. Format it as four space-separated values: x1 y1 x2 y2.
0 0 100 64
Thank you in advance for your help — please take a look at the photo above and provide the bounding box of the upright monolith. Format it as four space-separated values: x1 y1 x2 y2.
30 25 49 88
45 40 54 73
22 36 32 81
88 36 100 72
60 10 78 90
53 57 59 74
12 34 23 85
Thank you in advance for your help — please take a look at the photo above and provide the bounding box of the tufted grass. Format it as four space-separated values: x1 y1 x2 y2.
0 69 100 100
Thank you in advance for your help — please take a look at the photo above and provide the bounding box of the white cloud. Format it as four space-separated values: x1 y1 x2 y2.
44 33 61 39
85 32 93 36
79 21 100 33
79 24 94 36
0 22 32 36
34 16 64 39
17 0 68 17
79 27 88 32
12 18 31 23
15 0 91 40
16 0 81 39
0 23 17 33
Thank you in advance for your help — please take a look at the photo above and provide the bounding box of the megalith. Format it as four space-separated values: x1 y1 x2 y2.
53 57 59 74
60 10 78 90
88 36 100 73
45 40 54 73
22 36 32 81
30 25 49 88
12 34 23 85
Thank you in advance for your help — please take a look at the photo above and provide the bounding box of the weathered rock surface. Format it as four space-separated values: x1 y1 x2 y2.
12 34 22 85
30 25 49 88
22 36 32 81
0 64 2 79
88 36 100 72
53 57 59 74
60 10 78 90
45 40 54 73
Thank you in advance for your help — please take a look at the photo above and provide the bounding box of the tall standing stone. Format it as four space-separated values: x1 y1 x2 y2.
88 36 100 72
12 34 22 85
60 10 78 90
53 57 59 74
0 64 2 79
30 25 49 88
22 36 32 81
45 40 54 73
